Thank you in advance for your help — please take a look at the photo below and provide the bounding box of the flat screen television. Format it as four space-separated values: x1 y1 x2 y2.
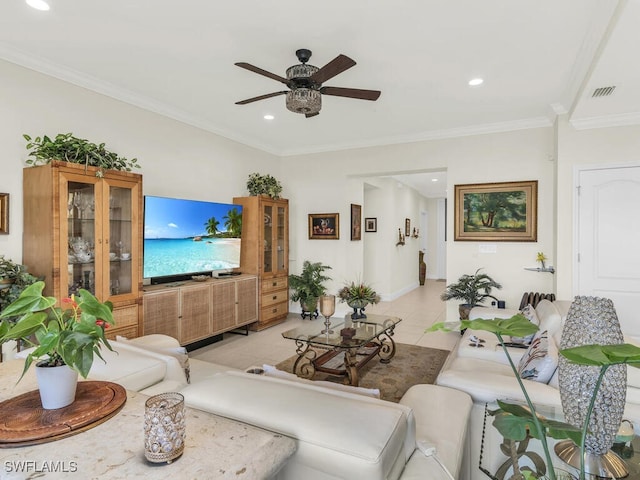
143 195 243 284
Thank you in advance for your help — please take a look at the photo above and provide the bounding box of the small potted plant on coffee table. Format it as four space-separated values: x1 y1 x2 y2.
338 280 381 319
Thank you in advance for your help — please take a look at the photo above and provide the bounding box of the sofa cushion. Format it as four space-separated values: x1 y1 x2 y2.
116 334 190 383
261 364 381 398
535 300 564 344
181 371 413 480
87 347 168 391
517 330 558 383
511 304 539 345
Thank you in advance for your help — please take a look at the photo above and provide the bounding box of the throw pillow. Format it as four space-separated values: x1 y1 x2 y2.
510 304 539 345
116 335 191 383
517 330 558 383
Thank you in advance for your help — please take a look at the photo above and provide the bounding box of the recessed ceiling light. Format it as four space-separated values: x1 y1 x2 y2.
468 78 484 87
431 178 438 182
263 114 274 120
26 0 50 11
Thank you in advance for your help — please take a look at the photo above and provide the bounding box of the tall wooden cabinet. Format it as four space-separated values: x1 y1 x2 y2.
233 196 289 330
23 161 143 340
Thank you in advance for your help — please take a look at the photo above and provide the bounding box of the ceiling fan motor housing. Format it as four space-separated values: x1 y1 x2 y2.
286 62 322 114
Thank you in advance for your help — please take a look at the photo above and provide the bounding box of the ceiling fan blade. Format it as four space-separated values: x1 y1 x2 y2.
235 91 288 105
320 86 381 101
305 112 320 118
235 62 289 85
309 55 356 85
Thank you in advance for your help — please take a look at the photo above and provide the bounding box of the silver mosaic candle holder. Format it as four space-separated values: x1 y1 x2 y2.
144 392 186 464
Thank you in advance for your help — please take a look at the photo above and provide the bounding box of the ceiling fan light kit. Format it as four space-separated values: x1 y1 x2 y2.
235 48 380 118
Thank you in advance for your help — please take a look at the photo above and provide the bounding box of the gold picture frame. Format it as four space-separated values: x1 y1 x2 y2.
0 193 8 234
454 180 538 242
405 218 411 237
308 213 340 240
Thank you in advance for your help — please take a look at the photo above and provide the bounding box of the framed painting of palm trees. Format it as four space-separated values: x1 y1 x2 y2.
454 180 538 241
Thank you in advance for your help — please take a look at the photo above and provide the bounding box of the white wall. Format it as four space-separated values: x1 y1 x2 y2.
555 116 640 300
0 60 279 265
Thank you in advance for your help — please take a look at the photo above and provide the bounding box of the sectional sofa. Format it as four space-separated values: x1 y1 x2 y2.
4 334 473 480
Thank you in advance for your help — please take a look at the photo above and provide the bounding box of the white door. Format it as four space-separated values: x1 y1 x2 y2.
577 165 640 336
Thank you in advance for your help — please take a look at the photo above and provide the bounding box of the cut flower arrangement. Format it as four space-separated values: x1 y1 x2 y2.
0 281 115 380
337 281 381 306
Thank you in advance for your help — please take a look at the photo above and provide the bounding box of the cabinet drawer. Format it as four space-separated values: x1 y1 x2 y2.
262 277 288 293
261 301 288 322
106 324 139 340
113 305 139 328
261 289 288 308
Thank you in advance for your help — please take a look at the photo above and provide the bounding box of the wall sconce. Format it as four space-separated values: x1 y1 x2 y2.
412 228 419 239
396 228 405 246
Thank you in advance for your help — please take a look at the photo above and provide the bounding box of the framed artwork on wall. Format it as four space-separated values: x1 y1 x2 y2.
454 180 538 242
365 217 377 232
309 213 340 240
350 204 361 241
0 193 8 234
405 218 411 237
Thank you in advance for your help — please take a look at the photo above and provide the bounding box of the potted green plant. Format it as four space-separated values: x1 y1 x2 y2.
289 261 332 318
337 280 381 319
246 172 283 198
440 268 502 319
0 281 115 409
23 133 140 176
0 255 39 313
0 255 22 288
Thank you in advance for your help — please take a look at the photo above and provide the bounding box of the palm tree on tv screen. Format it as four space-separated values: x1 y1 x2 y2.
224 208 242 237
205 217 219 236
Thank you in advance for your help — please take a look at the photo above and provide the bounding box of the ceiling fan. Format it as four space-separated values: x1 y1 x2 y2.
234 49 381 118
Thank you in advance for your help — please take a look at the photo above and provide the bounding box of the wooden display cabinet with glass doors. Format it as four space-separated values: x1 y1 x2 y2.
233 196 288 330
22 161 143 339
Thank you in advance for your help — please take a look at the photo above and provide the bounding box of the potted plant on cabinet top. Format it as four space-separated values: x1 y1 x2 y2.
440 268 502 320
338 280 381 319
289 261 332 319
23 133 140 176
0 255 39 313
246 172 283 199
0 281 115 409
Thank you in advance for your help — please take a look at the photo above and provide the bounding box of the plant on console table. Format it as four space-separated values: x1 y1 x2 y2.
0 281 115 409
338 280 380 320
440 268 502 320
428 316 640 480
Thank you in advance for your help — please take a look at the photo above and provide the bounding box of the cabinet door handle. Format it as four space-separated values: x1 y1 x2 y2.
272 308 277 313
272 282 277 287
272 295 277 300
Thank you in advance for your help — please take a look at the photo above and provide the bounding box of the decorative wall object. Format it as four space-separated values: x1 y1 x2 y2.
556 296 627 477
365 217 377 232
405 218 411 236
454 180 538 242
0 193 8 234
350 204 361 241
396 228 405 246
308 213 339 240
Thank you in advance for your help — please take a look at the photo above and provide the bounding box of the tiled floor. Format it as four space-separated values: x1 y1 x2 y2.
190 279 461 370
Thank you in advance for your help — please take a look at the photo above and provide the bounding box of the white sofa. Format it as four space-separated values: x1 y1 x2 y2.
12 334 472 479
436 299 640 480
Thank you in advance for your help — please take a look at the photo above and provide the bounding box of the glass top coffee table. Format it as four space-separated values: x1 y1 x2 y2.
281 314 402 387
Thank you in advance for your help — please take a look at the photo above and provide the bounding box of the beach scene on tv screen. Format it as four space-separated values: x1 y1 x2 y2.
144 196 242 278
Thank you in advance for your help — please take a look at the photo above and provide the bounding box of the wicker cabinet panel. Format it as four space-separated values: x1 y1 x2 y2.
211 281 236 333
237 277 258 325
143 289 180 339
179 285 212 344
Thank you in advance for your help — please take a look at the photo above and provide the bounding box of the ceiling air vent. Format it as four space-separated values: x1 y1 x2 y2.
591 86 616 98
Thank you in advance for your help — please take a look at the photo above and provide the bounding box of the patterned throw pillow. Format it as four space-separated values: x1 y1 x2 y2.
517 330 558 383
511 304 539 345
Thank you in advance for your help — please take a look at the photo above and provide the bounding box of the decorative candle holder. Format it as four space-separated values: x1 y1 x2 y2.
319 295 336 334
144 392 186 464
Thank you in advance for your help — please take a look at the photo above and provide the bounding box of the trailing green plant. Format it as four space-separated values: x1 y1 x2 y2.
0 255 23 280
246 172 283 198
0 281 115 380
440 268 501 306
428 316 640 480
289 261 332 309
23 133 140 175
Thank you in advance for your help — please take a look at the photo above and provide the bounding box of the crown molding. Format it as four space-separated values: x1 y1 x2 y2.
278 117 553 157
570 111 640 130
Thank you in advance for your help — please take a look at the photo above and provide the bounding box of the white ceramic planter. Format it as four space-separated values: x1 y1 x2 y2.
35 364 78 409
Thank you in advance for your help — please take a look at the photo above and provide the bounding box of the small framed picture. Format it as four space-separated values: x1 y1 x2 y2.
0 193 8 234
309 213 340 240
350 204 362 241
405 218 411 237
365 217 377 232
